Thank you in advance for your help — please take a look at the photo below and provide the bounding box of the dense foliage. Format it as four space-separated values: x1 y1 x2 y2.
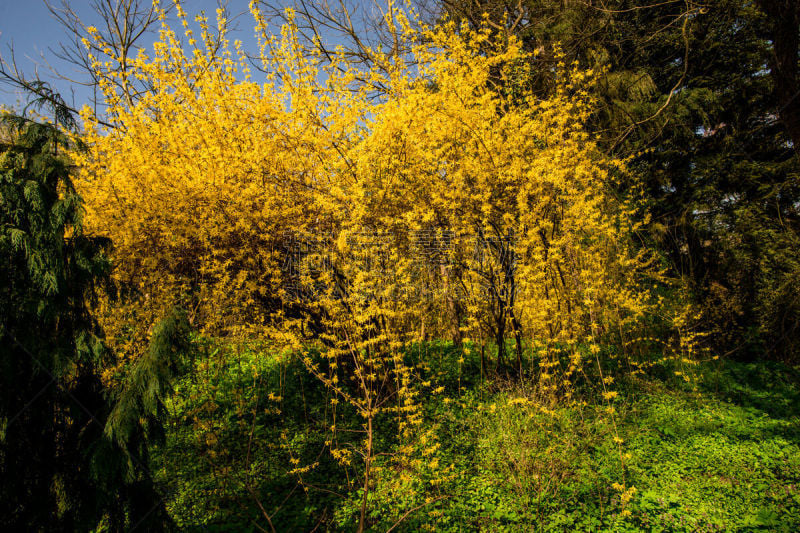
440 0 800 360
0 0 798 530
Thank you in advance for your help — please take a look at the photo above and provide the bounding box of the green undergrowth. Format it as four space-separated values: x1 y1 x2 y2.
151 342 800 531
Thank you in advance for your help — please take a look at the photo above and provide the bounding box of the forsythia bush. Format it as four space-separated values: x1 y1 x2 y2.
74 1 661 526
76 1 652 367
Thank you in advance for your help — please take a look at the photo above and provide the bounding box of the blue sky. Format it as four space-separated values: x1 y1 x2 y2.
1 0 392 123
0 1 67 108
0 1 275 113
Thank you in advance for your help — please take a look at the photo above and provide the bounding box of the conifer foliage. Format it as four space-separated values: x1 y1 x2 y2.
0 111 175 531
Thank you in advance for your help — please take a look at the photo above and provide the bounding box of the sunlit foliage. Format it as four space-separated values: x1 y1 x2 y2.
73 1 665 526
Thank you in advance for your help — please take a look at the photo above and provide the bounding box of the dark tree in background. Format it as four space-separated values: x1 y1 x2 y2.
756 0 800 153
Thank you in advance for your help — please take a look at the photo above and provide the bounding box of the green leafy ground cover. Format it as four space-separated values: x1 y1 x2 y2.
152 345 800 532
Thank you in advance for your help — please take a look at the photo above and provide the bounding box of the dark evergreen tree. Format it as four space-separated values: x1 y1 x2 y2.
0 109 183 531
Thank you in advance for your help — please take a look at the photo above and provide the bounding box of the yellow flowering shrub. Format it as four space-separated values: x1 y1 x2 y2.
74 1 662 525
77 1 651 362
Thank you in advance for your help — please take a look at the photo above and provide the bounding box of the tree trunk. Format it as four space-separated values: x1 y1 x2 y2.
357 414 373 533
